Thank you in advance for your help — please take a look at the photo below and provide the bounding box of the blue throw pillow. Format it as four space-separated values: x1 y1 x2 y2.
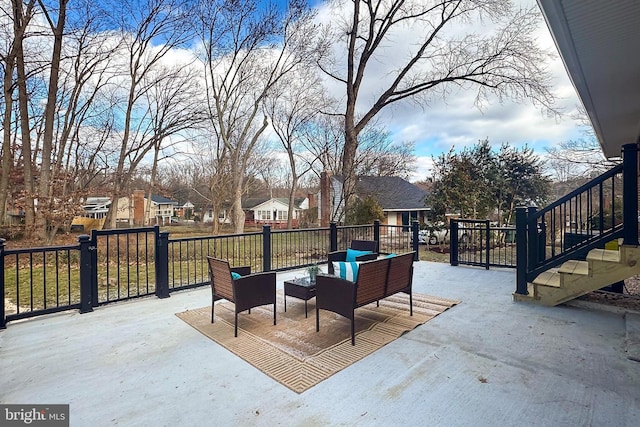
386 253 397 258
231 272 242 280
331 261 360 281
346 248 372 262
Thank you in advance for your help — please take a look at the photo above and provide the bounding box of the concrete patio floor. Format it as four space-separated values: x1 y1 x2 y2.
1 261 639 426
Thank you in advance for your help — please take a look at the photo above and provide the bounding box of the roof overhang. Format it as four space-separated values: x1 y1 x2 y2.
537 0 640 158
383 208 432 212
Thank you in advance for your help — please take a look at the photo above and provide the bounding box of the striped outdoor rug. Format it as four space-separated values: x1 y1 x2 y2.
176 292 459 393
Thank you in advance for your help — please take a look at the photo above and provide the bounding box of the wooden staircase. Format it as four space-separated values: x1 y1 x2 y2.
514 244 640 306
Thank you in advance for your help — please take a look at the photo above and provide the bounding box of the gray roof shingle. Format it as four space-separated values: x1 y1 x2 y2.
355 176 429 210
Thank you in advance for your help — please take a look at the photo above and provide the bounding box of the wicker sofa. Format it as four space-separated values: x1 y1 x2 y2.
315 251 415 345
207 256 276 337
327 239 379 275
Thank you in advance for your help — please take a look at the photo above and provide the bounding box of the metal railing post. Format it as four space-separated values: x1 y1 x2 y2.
262 225 272 272
450 220 459 266
527 207 538 270
329 222 338 252
373 220 380 252
485 220 490 269
622 143 639 245
515 207 528 295
412 220 419 260
78 235 94 313
154 229 170 299
0 238 6 328
90 230 99 307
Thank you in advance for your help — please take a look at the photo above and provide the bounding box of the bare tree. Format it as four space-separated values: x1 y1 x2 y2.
142 64 205 224
318 0 557 215
545 108 617 182
35 0 69 235
9 0 38 232
195 0 320 233
299 114 345 177
34 0 121 240
265 68 327 228
0 1 37 225
102 0 194 228
301 115 417 179
353 128 416 179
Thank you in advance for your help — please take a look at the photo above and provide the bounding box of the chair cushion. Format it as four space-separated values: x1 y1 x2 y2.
231 272 242 280
346 248 372 262
331 261 361 281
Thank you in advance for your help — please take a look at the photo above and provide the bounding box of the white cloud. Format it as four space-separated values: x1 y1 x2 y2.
313 0 587 181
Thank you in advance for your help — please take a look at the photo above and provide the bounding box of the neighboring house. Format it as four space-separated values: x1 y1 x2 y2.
318 174 430 229
202 207 230 224
174 201 195 219
243 197 308 228
73 192 177 230
146 195 178 225
72 196 120 231
80 197 111 219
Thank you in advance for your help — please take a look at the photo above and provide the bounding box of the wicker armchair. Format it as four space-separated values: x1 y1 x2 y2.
327 239 379 275
207 256 276 337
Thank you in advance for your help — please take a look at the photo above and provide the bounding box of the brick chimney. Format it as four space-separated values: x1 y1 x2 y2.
320 171 331 227
307 192 315 208
133 190 145 226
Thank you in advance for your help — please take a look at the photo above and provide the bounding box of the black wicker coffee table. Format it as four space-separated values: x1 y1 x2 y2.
284 277 316 318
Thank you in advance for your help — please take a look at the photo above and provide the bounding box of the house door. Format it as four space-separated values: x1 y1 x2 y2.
402 212 409 232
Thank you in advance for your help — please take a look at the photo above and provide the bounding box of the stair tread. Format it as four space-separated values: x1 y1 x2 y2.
532 270 561 288
587 248 620 263
558 260 589 275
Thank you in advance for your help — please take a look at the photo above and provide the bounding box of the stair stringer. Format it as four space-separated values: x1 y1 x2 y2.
516 245 640 306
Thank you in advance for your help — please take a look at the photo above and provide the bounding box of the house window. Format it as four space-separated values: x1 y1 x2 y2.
257 210 271 220
277 211 287 220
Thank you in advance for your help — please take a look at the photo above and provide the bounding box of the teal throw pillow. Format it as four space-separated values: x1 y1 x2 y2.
231 272 242 280
331 261 361 281
346 248 372 262
386 253 397 258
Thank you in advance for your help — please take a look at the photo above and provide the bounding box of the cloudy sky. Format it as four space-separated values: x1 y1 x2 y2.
309 0 585 181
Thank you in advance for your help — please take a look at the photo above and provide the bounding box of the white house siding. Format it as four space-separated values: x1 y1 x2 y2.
203 209 229 224
252 199 294 221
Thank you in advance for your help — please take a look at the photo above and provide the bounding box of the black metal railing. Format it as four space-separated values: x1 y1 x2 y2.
449 220 517 269
167 230 263 290
0 242 83 324
90 227 163 305
270 227 331 271
515 143 639 295
1 220 420 328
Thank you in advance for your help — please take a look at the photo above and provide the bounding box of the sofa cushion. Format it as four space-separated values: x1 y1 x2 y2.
331 261 361 281
231 272 242 280
346 248 372 262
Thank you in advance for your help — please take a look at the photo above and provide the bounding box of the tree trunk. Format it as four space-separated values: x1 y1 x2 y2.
146 141 161 226
341 119 359 224
287 179 297 229
14 12 35 234
104 81 137 229
232 185 245 234
211 205 220 235
37 0 67 239
0 57 16 225
286 148 298 229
